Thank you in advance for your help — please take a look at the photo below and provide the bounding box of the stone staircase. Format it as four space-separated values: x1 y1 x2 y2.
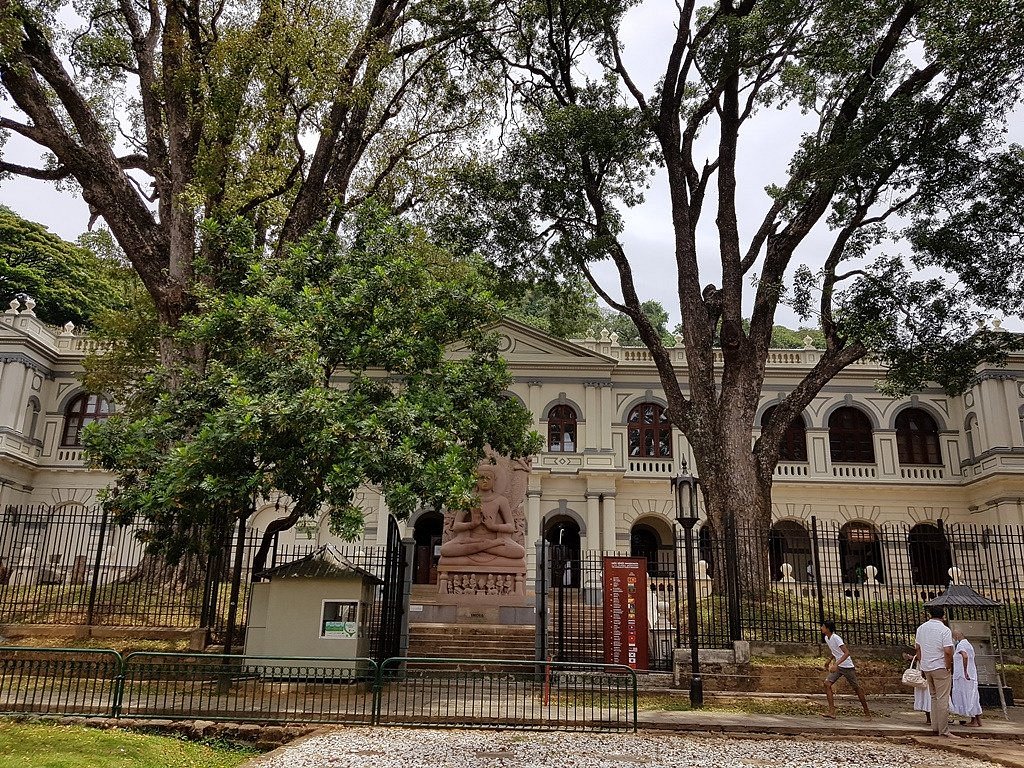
406 583 537 663
407 623 536 662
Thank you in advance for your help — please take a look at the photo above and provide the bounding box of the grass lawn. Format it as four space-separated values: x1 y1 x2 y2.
0 721 256 768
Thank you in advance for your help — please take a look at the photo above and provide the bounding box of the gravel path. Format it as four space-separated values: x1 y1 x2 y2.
255 727 1001 768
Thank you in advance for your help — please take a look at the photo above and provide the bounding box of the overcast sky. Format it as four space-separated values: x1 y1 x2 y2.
1 1 1020 331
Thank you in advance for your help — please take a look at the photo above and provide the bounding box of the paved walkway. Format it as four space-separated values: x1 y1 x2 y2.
636 695 1024 768
638 693 1022 739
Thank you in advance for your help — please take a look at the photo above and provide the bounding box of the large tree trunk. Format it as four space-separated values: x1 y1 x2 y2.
691 406 774 601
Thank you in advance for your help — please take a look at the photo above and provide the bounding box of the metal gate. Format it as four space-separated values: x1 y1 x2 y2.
538 542 680 671
371 514 407 662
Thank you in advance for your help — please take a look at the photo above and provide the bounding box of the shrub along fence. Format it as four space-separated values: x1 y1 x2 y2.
0 647 637 731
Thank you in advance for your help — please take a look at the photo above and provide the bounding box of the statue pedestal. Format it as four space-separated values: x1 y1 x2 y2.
437 563 526 606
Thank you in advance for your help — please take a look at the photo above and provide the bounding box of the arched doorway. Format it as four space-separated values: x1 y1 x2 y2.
838 521 884 584
698 524 715 578
545 515 581 588
908 523 953 587
768 520 812 582
412 511 444 584
630 523 667 576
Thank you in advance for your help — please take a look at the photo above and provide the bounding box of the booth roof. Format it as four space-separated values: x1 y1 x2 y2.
924 584 1001 608
258 544 383 584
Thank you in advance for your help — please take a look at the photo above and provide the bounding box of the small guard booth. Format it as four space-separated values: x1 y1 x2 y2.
246 544 381 675
924 584 1014 711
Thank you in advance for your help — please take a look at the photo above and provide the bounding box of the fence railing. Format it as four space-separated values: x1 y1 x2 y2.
0 505 403 653
0 648 637 731
0 647 123 718
377 657 637 731
542 519 1024 666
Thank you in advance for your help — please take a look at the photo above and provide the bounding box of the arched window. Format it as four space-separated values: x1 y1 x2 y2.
23 398 40 441
627 402 672 458
761 406 808 462
828 406 875 463
965 413 978 460
907 522 953 587
61 394 110 447
768 520 812 582
547 405 578 453
838 521 884 584
895 408 942 465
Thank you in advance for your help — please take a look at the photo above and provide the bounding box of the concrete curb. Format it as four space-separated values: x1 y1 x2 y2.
910 736 1024 768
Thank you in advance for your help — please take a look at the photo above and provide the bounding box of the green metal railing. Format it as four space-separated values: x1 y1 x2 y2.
0 647 124 718
120 652 378 724
0 648 637 731
377 657 638 731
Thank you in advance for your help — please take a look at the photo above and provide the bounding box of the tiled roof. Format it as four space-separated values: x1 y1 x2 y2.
259 544 382 584
924 584 1001 608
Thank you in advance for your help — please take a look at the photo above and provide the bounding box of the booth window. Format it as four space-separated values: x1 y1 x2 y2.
320 600 359 638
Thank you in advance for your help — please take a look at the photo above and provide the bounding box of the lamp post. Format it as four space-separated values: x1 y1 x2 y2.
672 462 703 708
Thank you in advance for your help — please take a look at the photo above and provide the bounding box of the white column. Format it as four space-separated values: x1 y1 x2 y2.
375 494 392 545
1005 378 1023 448
601 494 617 552
527 490 542 581
584 383 598 450
527 381 543 430
980 377 1011 449
0 361 27 429
12 369 33 433
585 492 601 551
600 383 613 450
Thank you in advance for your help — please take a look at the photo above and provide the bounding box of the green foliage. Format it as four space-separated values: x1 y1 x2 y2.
501 276 604 339
0 721 255 768
770 326 824 350
85 206 541 560
0 208 136 327
454 0 1024 399
600 300 674 347
81 281 160 405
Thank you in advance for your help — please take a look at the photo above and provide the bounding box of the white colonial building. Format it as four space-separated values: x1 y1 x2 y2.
2 300 1023 592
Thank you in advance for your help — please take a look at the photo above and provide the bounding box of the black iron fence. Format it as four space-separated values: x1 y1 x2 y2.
0 648 637 731
0 505 405 655
542 519 1024 667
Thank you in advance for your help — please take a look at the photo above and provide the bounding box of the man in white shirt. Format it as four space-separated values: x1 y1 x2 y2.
820 620 871 719
915 606 957 737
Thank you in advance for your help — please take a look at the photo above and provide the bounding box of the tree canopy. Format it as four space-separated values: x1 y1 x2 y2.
85 207 541 566
1 0 502 331
0 207 135 327
445 0 1024 596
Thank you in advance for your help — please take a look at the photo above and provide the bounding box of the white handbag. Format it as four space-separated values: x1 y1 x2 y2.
902 658 928 689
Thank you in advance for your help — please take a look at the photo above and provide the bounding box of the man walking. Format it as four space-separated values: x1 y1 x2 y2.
820 620 871 718
915 606 957 737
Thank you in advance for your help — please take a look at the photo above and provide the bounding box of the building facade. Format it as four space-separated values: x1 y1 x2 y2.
3 299 1023 591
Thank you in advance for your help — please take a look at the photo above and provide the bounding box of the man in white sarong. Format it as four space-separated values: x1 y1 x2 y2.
951 630 983 727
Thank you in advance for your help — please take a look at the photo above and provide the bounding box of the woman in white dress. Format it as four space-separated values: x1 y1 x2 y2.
904 652 933 723
951 631 983 727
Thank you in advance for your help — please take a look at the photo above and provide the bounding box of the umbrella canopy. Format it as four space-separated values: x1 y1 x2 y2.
924 583 1001 608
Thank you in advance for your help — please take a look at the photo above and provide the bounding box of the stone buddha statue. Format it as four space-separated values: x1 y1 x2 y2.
438 465 526 566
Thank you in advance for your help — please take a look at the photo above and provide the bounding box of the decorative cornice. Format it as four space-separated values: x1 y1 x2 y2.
0 353 53 378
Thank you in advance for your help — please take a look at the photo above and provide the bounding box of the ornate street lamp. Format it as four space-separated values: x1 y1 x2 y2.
672 461 703 708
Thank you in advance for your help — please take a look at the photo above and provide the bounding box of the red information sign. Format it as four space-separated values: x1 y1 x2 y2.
602 556 649 670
